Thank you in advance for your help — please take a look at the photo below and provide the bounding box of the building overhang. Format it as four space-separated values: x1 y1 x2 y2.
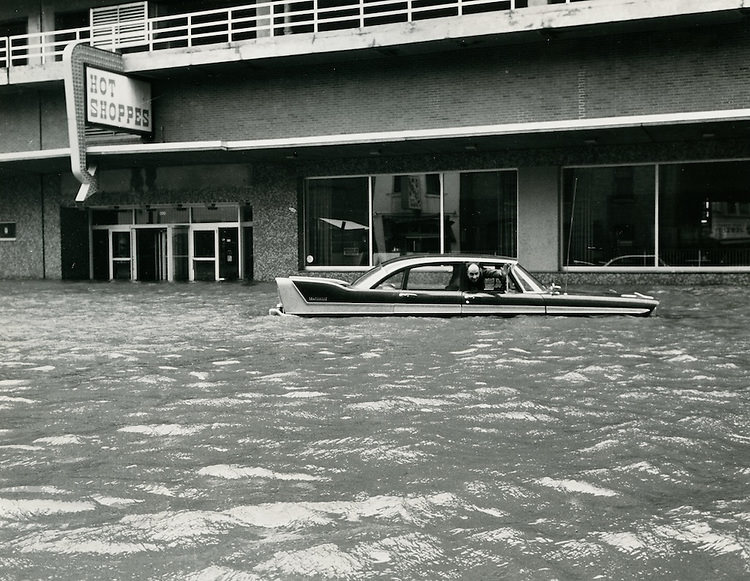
3 109 750 174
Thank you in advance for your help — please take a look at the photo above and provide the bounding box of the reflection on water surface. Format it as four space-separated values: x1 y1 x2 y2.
0 281 748 579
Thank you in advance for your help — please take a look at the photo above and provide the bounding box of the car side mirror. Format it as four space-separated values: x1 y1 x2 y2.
549 283 561 295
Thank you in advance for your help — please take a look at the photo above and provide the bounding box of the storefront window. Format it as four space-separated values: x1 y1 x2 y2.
303 170 518 268
444 170 517 256
372 174 441 264
660 161 750 267
562 165 656 267
304 177 370 267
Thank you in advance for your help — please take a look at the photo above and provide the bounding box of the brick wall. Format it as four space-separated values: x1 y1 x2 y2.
148 23 750 144
3 22 750 155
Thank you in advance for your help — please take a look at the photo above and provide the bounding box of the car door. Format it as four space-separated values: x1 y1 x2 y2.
391 264 462 315
460 265 545 315
461 290 546 315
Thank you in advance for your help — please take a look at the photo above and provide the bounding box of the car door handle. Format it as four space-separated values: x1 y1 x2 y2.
398 292 417 297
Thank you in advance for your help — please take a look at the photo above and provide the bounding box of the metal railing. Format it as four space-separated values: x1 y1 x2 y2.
0 0 589 70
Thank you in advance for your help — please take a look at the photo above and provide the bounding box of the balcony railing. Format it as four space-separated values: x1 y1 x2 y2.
0 0 588 71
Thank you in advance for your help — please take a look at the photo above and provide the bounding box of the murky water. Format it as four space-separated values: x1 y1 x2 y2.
0 281 748 580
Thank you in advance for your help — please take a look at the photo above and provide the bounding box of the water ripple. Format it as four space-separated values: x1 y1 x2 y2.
0 282 747 579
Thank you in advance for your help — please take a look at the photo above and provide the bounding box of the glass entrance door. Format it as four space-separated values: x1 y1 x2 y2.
111 230 132 280
191 229 216 281
190 226 241 281
88 206 250 282
135 228 168 281
219 227 239 281
91 229 131 280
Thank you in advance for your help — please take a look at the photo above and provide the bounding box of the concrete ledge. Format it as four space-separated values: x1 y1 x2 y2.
123 0 749 73
4 1 747 85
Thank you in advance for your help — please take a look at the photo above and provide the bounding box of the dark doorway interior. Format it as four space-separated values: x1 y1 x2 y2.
136 229 167 281
60 207 90 280
92 230 109 280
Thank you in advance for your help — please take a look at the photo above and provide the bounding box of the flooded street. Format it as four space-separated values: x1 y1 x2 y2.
0 281 748 580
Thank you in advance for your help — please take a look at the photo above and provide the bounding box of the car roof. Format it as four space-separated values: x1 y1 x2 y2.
378 254 517 267
353 254 518 287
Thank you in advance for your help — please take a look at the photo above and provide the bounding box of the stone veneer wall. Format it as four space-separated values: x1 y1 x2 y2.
42 173 65 280
0 173 45 279
244 164 298 281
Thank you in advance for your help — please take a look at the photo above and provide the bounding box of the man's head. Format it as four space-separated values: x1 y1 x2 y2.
467 263 481 281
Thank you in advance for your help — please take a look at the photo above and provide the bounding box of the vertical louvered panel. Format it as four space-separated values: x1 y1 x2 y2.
90 2 148 49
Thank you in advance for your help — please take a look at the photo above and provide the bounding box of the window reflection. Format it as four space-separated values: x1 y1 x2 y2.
444 170 517 256
305 178 370 267
112 231 131 258
660 161 750 267
372 174 441 264
303 170 519 268
563 166 656 266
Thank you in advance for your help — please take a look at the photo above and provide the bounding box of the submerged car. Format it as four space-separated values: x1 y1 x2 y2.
270 255 659 317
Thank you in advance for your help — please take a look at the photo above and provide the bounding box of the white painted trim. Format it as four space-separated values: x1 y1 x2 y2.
93 108 750 154
0 148 70 162
3 107 750 165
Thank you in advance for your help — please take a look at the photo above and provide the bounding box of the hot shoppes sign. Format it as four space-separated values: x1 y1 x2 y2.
86 67 152 133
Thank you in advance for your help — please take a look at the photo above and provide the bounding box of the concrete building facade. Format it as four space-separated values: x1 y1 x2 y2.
2 0 750 283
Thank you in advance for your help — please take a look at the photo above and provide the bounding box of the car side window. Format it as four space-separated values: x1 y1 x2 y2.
483 268 506 292
405 265 456 290
375 270 405 290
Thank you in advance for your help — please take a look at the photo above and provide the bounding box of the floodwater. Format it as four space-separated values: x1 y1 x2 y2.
0 281 748 581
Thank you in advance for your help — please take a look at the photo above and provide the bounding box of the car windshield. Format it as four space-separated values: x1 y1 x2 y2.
510 264 546 292
351 263 386 287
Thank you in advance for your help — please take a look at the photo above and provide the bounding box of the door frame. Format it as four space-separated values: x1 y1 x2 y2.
108 226 133 281
89 213 249 282
188 224 242 281
133 226 170 282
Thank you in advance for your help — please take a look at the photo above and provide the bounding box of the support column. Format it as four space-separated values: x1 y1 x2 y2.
517 166 559 272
